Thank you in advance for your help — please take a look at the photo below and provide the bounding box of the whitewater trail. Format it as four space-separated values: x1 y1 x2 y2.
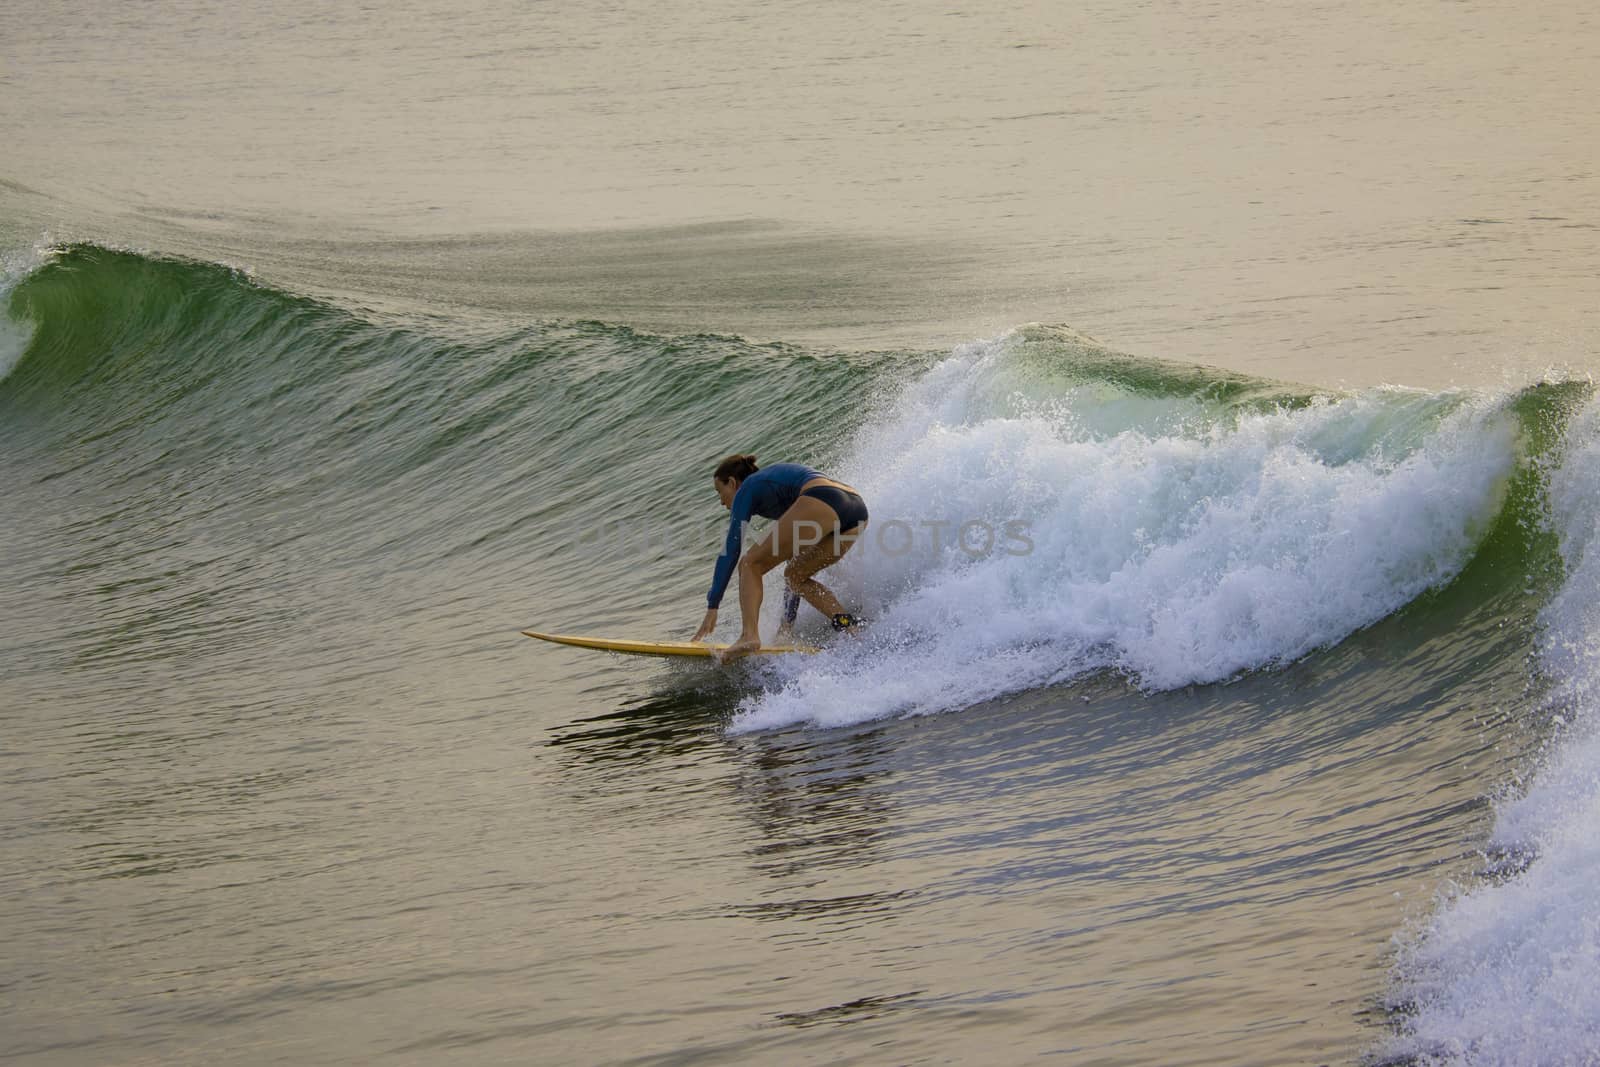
734 331 1522 732
1386 394 1600 1066
0 241 50 381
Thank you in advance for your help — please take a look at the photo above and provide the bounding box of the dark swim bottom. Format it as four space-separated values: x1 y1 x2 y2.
800 484 869 533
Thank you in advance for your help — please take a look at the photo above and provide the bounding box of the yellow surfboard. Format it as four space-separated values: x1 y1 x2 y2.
522 629 820 658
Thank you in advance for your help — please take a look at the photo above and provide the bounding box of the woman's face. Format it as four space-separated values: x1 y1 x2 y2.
714 476 739 509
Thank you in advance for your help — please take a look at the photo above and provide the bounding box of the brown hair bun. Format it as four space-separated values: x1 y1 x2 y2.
713 453 759 482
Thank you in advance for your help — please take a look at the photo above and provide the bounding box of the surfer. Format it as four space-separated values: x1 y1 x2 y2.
692 453 867 659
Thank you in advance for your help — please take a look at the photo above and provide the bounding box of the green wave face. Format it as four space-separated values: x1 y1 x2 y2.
2 242 1589 717
5 240 1598 1067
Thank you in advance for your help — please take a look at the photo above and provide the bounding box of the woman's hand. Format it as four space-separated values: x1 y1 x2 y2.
692 608 718 642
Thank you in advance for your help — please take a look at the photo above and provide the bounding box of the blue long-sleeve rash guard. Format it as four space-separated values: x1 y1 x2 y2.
706 463 823 609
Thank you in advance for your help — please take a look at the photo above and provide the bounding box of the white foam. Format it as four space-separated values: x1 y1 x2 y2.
0 239 54 382
1385 394 1600 1065
732 332 1520 732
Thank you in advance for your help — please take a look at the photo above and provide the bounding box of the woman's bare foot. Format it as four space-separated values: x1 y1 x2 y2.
717 634 763 663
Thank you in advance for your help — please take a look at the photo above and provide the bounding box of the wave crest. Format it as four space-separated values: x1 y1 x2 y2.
735 331 1527 731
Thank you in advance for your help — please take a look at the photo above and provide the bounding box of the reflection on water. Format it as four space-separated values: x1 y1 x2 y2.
728 727 899 881
772 989 928 1029
545 680 741 764
526 571 1550 1064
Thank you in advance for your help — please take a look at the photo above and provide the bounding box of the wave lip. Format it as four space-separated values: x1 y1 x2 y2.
733 329 1522 733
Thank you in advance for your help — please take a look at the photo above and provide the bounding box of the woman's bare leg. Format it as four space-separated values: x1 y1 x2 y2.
722 495 842 660
783 524 864 620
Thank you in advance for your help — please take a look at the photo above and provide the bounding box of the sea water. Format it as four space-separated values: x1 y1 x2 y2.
3 2 1599 1064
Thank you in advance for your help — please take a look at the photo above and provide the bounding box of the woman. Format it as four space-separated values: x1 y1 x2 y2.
692 453 868 659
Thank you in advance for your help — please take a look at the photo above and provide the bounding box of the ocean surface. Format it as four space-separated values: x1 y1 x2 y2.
4 2 1599 1065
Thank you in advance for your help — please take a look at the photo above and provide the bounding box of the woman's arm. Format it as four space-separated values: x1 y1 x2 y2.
694 489 751 639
